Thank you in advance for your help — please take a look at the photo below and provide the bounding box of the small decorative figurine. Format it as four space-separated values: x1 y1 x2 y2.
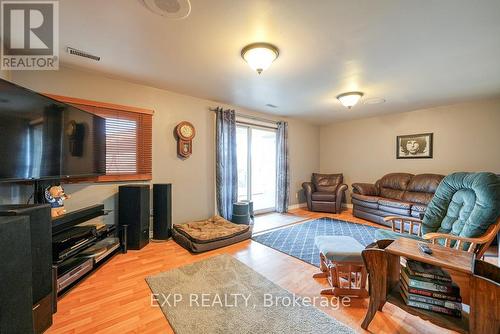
45 185 71 217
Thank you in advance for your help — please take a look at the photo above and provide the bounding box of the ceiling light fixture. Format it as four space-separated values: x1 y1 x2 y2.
241 43 279 74
336 92 364 109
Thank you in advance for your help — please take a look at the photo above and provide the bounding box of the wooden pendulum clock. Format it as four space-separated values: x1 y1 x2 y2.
175 121 195 158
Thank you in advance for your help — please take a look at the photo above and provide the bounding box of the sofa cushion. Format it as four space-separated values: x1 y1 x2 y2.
311 192 336 202
402 174 444 205
378 205 411 216
312 173 343 192
378 198 412 209
377 173 414 200
411 203 427 218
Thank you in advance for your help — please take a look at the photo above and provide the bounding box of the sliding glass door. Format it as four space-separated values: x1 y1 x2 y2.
236 125 277 213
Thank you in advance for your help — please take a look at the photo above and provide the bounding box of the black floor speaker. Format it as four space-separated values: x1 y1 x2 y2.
153 184 172 240
0 204 53 334
119 185 150 250
0 216 34 334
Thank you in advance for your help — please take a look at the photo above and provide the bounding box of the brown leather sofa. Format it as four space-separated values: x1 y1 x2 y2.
351 173 444 226
302 173 348 213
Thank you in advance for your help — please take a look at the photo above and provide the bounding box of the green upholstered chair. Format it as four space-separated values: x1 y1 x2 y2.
374 172 500 258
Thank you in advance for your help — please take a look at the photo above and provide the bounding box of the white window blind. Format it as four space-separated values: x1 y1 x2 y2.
105 118 138 174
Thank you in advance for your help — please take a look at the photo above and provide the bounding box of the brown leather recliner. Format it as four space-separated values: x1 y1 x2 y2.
302 173 348 213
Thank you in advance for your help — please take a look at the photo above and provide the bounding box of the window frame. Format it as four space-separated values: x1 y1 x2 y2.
44 94 154 182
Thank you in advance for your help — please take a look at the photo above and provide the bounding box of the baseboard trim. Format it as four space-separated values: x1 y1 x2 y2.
289 203 307 210
289 203 352 210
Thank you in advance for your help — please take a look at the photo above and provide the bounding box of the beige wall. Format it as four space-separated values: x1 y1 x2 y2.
6 66 319 223
320 99 500 203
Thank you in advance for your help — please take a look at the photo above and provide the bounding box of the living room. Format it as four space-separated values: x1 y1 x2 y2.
0 1 499 334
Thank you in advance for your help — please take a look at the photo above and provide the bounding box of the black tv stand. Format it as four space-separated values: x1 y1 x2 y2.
52 204 127 301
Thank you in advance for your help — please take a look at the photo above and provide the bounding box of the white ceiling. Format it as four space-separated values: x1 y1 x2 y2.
58 0 500 124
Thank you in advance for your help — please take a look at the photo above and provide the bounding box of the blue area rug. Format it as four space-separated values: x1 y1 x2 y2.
252 217 381 267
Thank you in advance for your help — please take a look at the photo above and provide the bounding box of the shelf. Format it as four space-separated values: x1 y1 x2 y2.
387 284 469 334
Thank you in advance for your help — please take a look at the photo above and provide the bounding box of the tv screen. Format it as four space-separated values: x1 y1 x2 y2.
0 79 106 182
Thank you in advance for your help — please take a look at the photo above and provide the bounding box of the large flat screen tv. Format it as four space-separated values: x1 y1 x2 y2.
0 79 106 182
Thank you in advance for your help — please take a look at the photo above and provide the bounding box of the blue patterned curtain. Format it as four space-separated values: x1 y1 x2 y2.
215 107 238 219
276 121 289 213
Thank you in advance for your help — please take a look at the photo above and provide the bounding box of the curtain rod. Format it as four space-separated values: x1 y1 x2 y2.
210 107 279 125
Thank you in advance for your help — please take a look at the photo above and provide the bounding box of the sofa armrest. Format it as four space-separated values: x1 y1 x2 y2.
335 184 348 213
302 182 315 210
352 183 378 196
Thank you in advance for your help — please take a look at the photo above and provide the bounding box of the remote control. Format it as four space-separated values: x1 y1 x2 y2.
418 243 433 255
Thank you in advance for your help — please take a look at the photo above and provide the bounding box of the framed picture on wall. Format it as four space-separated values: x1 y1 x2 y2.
396 133 433 159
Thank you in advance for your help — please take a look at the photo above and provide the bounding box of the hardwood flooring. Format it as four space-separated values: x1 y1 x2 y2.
252 211 308 233
48 209 476 334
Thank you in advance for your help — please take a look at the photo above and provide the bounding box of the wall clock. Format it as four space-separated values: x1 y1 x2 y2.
175 121 196 158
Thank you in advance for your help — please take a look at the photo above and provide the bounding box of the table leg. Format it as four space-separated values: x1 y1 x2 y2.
361 248 388 330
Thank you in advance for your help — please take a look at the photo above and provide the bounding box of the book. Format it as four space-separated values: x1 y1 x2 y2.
400 286 462 317
400 279 462 310
406 260 452 282
403 278 462 302
401 267 460 295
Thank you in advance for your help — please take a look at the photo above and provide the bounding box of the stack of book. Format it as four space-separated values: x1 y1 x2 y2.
400 259 462 318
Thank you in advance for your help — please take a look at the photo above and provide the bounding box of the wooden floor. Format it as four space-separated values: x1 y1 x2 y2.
48 209 470 334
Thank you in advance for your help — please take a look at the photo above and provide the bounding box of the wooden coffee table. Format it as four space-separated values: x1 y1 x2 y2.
361 238 478 333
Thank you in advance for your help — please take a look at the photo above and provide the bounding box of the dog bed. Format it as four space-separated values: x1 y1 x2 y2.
172 215 252 253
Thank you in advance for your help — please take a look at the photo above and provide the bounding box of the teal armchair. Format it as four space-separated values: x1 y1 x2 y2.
375 172 500 258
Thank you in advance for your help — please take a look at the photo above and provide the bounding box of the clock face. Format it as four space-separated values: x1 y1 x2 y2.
66 121 76 136
180 125 193 138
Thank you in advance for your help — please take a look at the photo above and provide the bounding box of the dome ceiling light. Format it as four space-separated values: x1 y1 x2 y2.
241 43 279 74
336 92 364 109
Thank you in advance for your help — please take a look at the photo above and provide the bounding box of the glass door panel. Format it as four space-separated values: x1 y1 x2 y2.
251 128 277 211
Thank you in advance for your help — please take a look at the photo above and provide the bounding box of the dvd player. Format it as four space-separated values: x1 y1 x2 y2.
56 257 93 292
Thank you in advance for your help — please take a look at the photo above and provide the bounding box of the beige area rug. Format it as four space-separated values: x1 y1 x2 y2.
146 254 355 334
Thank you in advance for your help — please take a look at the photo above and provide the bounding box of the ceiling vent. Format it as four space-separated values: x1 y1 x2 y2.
66 47 100 61
141 0 191 19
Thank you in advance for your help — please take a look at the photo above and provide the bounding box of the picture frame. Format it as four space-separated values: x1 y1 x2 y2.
396 133 433 159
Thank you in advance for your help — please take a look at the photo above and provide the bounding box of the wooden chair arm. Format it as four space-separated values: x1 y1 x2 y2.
422 233 482 252
423 218 500 258
383 216 423 237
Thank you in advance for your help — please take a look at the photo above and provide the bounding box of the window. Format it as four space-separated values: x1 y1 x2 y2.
45 94 153 182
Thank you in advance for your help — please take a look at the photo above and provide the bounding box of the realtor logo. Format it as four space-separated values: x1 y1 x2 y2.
1 0 59 70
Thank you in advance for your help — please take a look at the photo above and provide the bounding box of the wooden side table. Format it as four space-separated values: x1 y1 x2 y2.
361 238 500 334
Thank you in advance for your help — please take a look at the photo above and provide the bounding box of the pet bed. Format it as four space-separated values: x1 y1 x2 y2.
172 215 252 253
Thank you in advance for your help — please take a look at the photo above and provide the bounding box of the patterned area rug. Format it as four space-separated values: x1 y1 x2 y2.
252 217 381 267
